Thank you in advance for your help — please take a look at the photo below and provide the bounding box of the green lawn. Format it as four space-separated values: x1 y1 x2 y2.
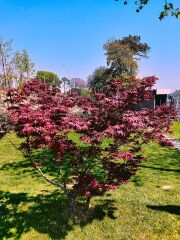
0 131 180 240
171 121 180 140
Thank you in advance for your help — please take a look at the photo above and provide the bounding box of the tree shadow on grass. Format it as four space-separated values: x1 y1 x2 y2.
0 148 66 179
90 199 117 221
139 165 180 173
147 205 180 216
0 159 36 174
0 148 58 179
0 190 117 240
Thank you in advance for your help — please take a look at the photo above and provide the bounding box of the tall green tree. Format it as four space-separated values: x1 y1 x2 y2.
88 35 150 92
13 49 35 86
104 35 150 78
104 41 138 77
120 35 150 58
36 71 60 86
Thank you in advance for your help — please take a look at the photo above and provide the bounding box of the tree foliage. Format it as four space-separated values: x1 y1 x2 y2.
0 37 35 89
6 77 176 214
13 49 35 86
115 0 180 20
36 71 60 86
69 78 87 96
70 78 87 89
104 35 150 77
120 35 150 58
88 35 150 92
88 66 113 92
104 40 138 77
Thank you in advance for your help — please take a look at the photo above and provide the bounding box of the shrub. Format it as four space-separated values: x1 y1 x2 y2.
6 77 176 215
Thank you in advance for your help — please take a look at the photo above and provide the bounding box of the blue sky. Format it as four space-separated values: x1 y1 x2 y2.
0 0 180 90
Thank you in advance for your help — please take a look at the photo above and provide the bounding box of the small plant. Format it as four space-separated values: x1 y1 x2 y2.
6 78 175 217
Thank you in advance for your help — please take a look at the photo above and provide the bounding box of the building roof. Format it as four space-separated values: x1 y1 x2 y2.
156 89 172 94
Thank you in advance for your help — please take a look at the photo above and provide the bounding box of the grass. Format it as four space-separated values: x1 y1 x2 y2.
0 130 180 240
171 121 180 140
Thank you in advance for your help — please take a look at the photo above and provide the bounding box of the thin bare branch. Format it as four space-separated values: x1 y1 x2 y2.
35 165 67 193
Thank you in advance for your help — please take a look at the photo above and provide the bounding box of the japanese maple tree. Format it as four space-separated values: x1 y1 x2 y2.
6 77 175 213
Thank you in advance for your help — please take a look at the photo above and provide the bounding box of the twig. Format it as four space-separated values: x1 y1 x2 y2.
35 165 68 193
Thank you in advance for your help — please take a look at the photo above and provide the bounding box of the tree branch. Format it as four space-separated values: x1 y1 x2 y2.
34 165 68 193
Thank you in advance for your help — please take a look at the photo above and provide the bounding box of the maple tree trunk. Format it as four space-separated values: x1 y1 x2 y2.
67 194 91 221
67 196 78 217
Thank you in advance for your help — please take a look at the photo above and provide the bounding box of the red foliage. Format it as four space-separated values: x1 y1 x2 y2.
6 77 176 200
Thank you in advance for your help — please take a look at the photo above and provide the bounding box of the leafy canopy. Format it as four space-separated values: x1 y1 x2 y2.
6 77 175 210
13 49 35 85
88 35 150 92
88 67 113 92
0 37 35 88
36 70 60 86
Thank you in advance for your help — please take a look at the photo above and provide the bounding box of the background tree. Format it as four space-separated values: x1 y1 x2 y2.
36 70 60 86
88 35 150 92
81 87 91 97
61 77 70 93
115 0 180 20
104 41 138 77
13 49 35 86
120 35 150 58
70 78 87 89
6 78 175 219
88 66 113 92
104 35 150 77
0 37 14 89
70 78 87 96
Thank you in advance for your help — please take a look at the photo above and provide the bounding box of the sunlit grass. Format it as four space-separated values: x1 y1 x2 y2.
0 130 179 240
171 121 180 140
